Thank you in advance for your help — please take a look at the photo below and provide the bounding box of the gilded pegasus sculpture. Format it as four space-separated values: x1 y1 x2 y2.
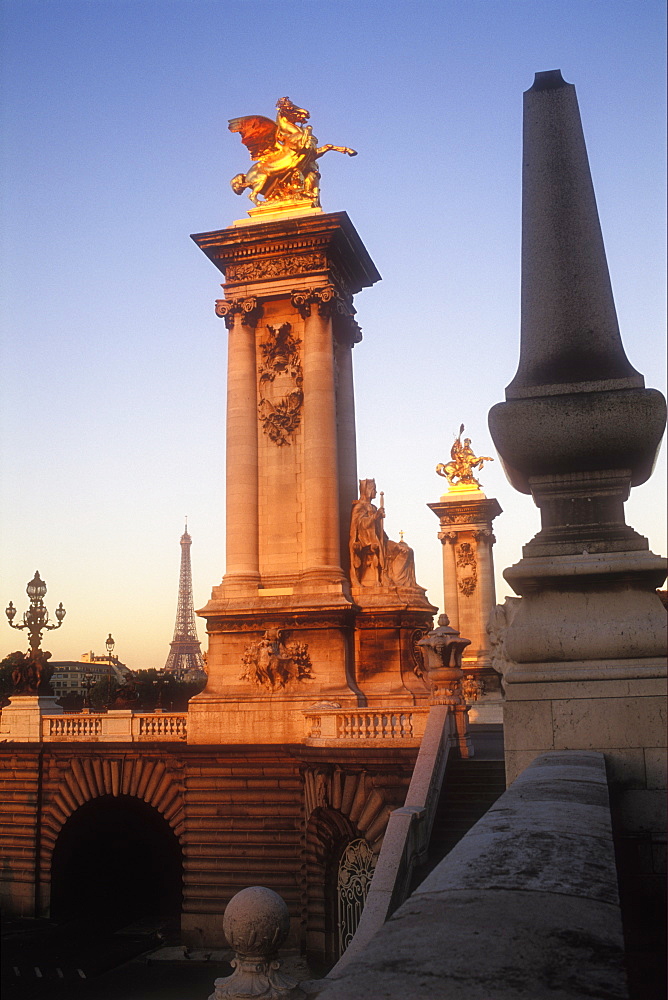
228 97 356 208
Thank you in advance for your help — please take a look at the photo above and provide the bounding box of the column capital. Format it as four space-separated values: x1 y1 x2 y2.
473 528 495 545
215 296 263 329
438 530 458 544
334 311 362 346
291 284 349 320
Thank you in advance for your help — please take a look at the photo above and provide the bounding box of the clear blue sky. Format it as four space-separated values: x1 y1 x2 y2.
1 0 665 668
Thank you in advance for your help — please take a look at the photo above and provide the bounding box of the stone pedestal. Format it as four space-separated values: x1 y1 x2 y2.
0 696 62 742
189 210 434 742
428 484 502 719
352 604 437 708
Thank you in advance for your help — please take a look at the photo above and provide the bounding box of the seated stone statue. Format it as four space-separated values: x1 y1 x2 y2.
349 480 418 590
385 537 417 589
349 479 386 587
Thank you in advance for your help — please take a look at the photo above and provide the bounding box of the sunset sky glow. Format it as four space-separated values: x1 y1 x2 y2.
1 0 665 669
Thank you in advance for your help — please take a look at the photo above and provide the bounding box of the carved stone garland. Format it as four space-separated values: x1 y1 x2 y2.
257 323 304 445
457 541 478 597
226 252 327 282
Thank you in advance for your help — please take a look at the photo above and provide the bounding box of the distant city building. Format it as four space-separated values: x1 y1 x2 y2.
50 651 129 699
164 524 206 680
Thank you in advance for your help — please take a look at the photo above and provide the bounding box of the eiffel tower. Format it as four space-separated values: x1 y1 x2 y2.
164 522 206 678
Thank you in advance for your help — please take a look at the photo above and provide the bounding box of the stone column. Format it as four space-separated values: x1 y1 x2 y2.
295 286 345 589
473 528 496 664
190 213 383 741
439 531 459 630
428 490 502 713
334 315 361 578
216 297 262 593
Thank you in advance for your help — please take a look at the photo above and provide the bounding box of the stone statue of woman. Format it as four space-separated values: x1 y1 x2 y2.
350 480 418 590
349 479 386 587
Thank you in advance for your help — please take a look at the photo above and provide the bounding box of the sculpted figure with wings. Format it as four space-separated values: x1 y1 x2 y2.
229 97 356 208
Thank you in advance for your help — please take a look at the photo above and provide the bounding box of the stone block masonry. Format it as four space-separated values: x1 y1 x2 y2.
0 741 417 960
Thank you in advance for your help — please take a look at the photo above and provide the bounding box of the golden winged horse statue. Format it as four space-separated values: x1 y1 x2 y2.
228 97 356 208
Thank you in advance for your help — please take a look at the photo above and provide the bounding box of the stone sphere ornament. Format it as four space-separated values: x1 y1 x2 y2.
224 885 290 957
209 886 305 1000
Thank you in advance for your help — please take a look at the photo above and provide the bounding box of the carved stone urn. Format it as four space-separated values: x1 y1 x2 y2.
418 616 474 757
418 615 470 707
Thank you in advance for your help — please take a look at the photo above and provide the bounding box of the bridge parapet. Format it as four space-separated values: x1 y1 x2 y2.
303 707 430 746
319 751 627 999
41 712 188 742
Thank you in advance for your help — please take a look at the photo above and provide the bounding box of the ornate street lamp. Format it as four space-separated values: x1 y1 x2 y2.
5 571 66 651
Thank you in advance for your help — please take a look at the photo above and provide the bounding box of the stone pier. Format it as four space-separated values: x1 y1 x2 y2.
188 208 435 743
428 443 503 720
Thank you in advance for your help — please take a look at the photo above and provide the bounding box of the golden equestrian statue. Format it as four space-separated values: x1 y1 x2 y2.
436 425 494 488
228 97 356 208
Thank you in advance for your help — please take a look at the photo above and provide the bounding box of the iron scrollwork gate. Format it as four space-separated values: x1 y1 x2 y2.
337 838 376 955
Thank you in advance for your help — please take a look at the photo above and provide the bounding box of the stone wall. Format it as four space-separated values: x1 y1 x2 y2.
0 741 416 958
0 748 41 917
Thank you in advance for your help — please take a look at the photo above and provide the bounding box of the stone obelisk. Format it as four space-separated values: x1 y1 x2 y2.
488 70 666 840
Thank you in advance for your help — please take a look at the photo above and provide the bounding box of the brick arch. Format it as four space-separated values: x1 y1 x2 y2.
303 768 394 968
304 767 393 853
37 755 185 913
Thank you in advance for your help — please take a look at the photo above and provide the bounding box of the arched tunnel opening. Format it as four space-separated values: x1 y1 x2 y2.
50 794 183 933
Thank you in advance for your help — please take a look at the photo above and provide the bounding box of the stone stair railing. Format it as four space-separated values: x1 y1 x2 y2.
318 752 628 1000
327 702 456 972
206 752 628 1000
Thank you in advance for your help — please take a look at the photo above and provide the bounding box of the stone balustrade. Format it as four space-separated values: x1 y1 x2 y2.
44 715 103 739
135 713 188 740
41 711 188 742
303 707 429 746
